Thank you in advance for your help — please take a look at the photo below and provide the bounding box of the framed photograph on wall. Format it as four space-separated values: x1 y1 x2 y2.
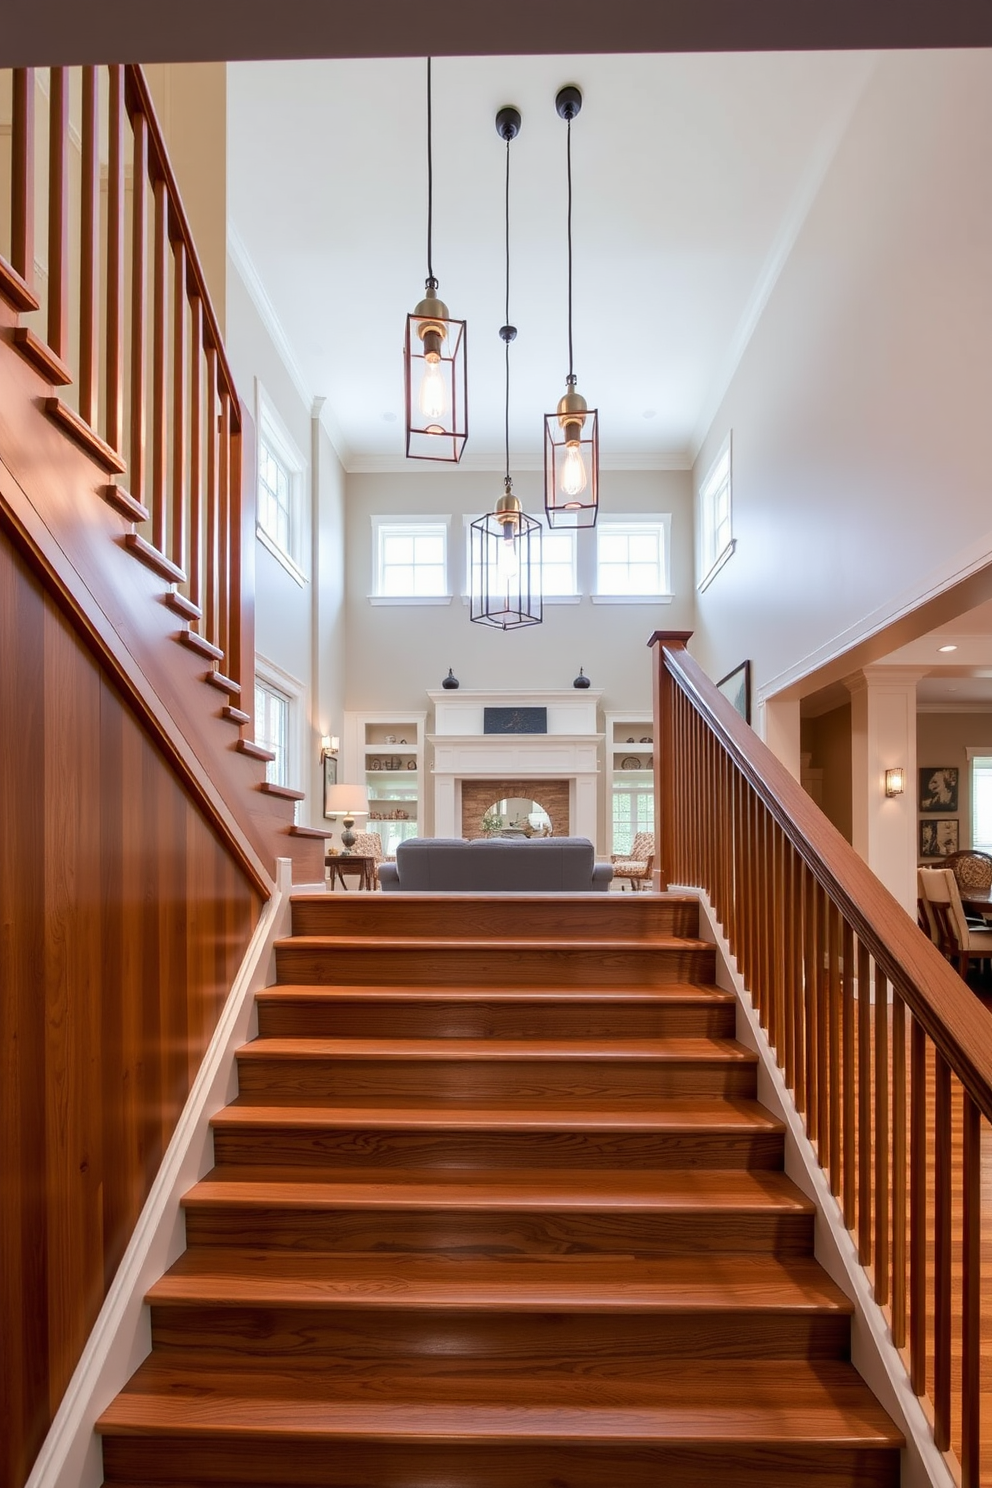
920 818 959 858
919 766 959 813
322 753 338 818
716 660 751 724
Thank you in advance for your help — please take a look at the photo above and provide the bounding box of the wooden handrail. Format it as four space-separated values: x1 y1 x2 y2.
651 628 992 1482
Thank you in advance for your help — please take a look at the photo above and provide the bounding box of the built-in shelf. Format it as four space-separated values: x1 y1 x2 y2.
344 710 427 856
605 710 656 856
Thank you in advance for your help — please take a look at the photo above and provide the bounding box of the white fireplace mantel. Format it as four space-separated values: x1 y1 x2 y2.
426 689 604 840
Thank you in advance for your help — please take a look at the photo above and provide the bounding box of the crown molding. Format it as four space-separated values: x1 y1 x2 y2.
688 52 878 465
917 702 992 714
227 221 351 468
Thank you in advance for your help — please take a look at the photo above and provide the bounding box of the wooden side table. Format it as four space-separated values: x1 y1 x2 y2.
326 853 375 891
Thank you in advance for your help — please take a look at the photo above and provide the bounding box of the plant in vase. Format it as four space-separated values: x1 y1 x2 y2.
480 809 504 837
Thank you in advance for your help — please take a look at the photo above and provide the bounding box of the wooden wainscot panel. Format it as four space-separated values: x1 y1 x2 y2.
0 529 262 1488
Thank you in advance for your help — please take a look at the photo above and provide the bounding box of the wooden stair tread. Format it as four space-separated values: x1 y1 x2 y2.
214 1096 783 1132
98 1359 902 1444
236 1035 756 1062
276 934 714 952
184 1166 814 1213
261 980 735 1004
290 892 701 905
150 1250 851 1312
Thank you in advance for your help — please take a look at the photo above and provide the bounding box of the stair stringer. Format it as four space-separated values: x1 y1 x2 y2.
684 884 956 1488
22 860 298 1488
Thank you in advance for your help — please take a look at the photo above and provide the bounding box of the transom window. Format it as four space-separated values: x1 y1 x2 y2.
596 517 670 597
541 528 579 597
698 436 735 591
255 680 290 787
374 519 448 598
255 387 307 582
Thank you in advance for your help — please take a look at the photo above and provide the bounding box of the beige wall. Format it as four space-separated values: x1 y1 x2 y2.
916 712 992 855
144 63 227 331
801 703 853 843
692 51 992 705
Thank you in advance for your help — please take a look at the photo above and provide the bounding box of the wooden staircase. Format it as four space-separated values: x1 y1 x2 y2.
97 892 903 1486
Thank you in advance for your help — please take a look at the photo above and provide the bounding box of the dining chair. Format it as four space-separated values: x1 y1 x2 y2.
918 867 992 979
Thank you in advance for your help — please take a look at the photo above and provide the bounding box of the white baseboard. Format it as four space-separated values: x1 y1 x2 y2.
681 884 956 1488
25 859 296 1488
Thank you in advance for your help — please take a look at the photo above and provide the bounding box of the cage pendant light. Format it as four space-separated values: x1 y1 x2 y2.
471 106 542 631
404 57 468 463
544 85 599 528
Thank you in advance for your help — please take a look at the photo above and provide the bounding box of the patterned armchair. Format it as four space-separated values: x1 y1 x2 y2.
610 831 655 892
351 830 384 889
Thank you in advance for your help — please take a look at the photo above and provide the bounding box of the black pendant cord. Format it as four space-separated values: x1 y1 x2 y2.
566 114 574 381
426 56 434 285
504 134 511 484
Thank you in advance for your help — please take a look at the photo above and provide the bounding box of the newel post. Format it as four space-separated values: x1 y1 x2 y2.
648 631 693 892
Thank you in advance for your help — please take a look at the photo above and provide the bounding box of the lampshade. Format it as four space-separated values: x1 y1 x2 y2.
323 784 369 818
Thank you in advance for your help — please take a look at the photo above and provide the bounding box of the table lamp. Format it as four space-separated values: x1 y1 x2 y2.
323 784 369 854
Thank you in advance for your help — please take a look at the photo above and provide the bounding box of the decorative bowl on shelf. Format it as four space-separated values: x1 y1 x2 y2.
620 756 642 770
406 760 416 769
640 736 653 744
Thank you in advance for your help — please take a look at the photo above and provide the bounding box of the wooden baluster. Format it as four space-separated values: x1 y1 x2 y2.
151 177 169 554
78 67 100 428
891 992 907 1347
932 1051 952 1451
218 392 231 661
960 1093 982 1486
721 752 732 942
856 939 872 1262
105 66 125 458
816 885 829 1165
172 244 188 575
773 826 786 1064
11 68 36 292
841 922 855 1224
760 807 772 1035
228 404 252 703
790 848 804 1110
909 1016 928 1394
188 297 203 615
874 964 890 1308
826 900 841 1194
804 865 818 1141
205 345 219 648
47 68 69 362
130 110 148 509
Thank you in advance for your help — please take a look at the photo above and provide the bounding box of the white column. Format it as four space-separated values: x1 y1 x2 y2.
761 693 802 779
845 667 925 916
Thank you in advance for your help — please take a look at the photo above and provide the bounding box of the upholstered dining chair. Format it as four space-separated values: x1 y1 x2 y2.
918 867 992 978
611 831 655 892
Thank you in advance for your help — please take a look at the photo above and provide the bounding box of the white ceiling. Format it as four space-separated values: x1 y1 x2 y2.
227 51 874 471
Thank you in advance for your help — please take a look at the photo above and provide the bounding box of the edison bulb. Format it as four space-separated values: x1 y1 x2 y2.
419 358 447 423
497 531 519 584
561 443 588 499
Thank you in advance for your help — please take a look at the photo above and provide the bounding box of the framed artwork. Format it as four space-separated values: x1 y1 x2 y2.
483 707 548 735
322 753 338 818
920 818 959 858
716 660 751 724
919 766 959 813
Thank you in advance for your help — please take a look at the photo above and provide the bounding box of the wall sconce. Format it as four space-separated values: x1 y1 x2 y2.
884 767 906 797
319 735 339 761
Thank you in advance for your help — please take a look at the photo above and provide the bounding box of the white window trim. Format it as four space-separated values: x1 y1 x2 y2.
255 654 308 796
255 382 309 586
370 514 452 603
595 513 672 600
697 432 735 594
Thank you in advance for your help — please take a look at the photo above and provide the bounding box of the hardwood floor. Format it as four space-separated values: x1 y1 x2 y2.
97 892 903 1486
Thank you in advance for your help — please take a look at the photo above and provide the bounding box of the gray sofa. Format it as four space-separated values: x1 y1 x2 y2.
377 836 613 892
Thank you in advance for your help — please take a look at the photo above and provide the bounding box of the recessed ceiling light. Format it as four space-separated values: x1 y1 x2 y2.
937 643 957 652
383 412 397 423
642 409 657 420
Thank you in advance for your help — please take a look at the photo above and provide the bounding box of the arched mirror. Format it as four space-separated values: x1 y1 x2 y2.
480 797 553 837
